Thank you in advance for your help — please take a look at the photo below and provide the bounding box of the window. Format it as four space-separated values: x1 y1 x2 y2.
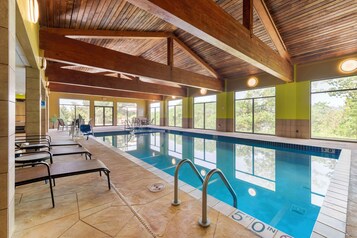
235 87 275 134
150 102 160 125
168 100 182 127
311 76 357 141
59 99 90 123
117 102 137 126
94 101 113 126
194 95 216 130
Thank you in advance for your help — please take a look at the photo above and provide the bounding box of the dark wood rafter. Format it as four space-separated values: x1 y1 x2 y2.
253 0 290 61
40 27 173 39
46 64 186 97
48 83 163 100
167 36 174 67
173 36 219 79
40 29 224 91
243 0 253 35
125 0 293 82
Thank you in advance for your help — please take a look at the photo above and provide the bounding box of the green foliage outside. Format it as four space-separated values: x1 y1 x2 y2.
311 76 357 140
235 88 275 134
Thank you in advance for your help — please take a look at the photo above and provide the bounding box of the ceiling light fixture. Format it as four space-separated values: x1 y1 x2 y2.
340 59 357 73
200 88 207 95
172 96 176 99
247 77 258 88
28 0 39 24
248 188 256 197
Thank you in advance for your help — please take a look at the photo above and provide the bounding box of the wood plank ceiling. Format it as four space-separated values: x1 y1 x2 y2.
39 0 357 82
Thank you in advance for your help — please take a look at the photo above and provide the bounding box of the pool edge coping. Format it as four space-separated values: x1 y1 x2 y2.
91 134 351 238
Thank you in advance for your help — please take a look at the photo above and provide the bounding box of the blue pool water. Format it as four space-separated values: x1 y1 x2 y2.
95 129 340 238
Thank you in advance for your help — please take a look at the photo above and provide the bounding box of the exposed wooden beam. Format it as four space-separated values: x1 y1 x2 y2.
243 0 253 34
48 82 163 101
125 0 292 82
46 65 186 97
253 0 290 60
40 29 223 91
173 36 219 78
167 37 174 67
41 27 172 39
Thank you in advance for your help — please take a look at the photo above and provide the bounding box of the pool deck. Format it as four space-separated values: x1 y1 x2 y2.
14 127 357 238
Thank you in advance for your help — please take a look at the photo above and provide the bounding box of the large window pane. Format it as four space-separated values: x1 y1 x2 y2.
194 95 216 129
205 102 216 130
59 99 90 123
235 87 275 134
104 107 113 125
254 97 275 134
311 90 357 140
95 107 104 126
194 103 204 129
168 106 175 126
150 102 160 125
235 100 253 132
117 103 137 125
155 108 160 126
176 105 182 127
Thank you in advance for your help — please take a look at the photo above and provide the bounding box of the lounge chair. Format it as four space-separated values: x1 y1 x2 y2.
15 159 111 208
50 146 92 160
15 151 53 164
16 135 81 148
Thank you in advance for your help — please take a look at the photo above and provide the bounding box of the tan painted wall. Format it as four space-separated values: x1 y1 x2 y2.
49 92 147 127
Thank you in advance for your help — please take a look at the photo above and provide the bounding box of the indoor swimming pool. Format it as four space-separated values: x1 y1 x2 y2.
95 129 340 237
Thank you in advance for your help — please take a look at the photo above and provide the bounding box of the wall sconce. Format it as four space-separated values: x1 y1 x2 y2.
247 77 259 87
200 88 207 95
40 57 47 70
340 59 357 73
28 0 39 24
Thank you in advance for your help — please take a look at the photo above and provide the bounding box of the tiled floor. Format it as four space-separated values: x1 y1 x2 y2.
14 128 357 238
14 130 257 238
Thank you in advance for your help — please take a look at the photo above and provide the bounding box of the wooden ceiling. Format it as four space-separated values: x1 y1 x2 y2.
39 0 357 97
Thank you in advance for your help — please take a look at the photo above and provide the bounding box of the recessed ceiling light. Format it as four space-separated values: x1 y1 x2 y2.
200 88 207 95
340 59 357 73
200 169 206 176
171 158 176 165
247 77 258 87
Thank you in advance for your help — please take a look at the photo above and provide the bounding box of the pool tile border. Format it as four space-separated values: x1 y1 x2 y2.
92 135 352 238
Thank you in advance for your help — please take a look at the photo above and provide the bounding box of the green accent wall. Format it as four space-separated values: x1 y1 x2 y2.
276 81 310 120
182 97 193 118
216 92 234 119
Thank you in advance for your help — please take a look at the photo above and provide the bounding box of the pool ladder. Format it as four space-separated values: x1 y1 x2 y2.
171 159 238 227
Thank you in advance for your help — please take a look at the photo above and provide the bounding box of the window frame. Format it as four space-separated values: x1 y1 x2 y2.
94 101 114 126
193 95 217 130
117 102 137 126
59 98 90 123
310 77 357 142
168 99 183 127
234 88 276 135
150 102 161 126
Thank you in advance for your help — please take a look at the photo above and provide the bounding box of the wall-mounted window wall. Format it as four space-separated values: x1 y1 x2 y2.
311 76 357 141
117 102 137 126
59 99 90 123
168 99 182 127
194 95 216 130
235 87 275 134
94 101 114 126
150 102 160 125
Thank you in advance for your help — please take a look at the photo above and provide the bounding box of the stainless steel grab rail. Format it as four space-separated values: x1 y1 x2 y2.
172 159 204 206
199 168 238 227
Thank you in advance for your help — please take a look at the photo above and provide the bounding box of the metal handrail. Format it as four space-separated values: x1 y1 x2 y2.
172 159 204 206
199 168 238 227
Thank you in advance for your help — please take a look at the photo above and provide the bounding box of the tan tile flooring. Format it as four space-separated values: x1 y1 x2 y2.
14 131 257 238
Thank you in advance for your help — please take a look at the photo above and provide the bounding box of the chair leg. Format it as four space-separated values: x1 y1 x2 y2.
99 171 102 176
48 177 55 208
105 171 111 190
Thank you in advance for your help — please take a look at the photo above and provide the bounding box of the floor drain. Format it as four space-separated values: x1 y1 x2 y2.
148 183 165 193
